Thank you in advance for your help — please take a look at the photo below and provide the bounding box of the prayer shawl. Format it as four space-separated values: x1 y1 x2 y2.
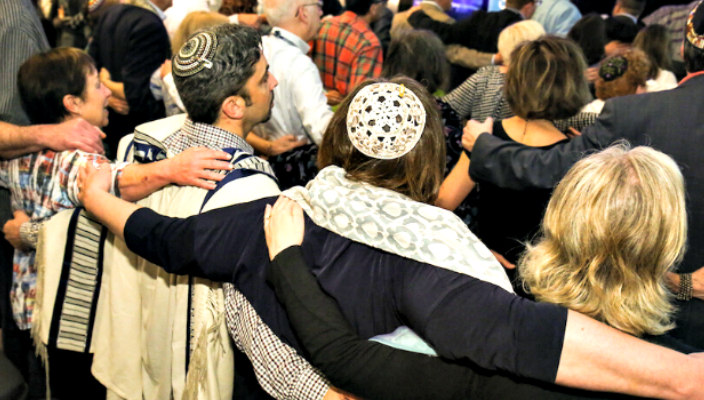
36 114 278 400
283 166 513 354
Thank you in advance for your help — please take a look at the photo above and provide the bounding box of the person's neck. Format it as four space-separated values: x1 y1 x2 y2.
213 119 246 139
276 22 308 42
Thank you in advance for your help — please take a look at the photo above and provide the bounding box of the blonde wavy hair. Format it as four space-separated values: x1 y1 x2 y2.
519 144 687 337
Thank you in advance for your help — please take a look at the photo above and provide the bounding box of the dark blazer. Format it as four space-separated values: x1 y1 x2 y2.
88 4 170 157
469 74 704 348
407 8 522 52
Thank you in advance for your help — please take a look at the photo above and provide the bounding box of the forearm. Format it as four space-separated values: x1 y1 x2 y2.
118 161 173 201
436 152 475 211
104 79 126 100
556 310 703 399
82 188 140 239
0 121 46 158
445 45 494 70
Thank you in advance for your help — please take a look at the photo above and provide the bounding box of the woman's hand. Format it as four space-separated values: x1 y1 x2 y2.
264 196 305 261
77 159 112 208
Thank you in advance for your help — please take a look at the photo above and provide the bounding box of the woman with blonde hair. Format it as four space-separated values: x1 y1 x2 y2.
520 144 689 341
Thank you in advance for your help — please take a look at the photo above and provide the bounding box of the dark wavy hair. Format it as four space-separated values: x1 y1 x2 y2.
173 24 262 124
317 77 446 204
18 47 95 124
382 30 448 93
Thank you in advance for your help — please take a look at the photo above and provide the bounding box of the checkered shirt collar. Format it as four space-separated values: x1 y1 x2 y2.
175 118 254 154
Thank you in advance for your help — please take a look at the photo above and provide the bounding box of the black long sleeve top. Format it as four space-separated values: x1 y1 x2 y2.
124 197 568 383
266 246 647 400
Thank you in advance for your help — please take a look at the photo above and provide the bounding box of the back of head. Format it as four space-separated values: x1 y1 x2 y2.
172 23 262 124
262 0 298 26
606 15 640 44
684 0 704 73
497 20 545 65
519 143 686 337
568 14 607 66
595 48 651 100
504 36 591 120
616 0 646 17
18 47 95 124
633 24 673 78
171 11 230 51
382 30 449 93
317 77 445 204
346 0 374 16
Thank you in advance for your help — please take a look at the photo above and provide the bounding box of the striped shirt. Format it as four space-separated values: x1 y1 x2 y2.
0 0 50 125
312 11 383 96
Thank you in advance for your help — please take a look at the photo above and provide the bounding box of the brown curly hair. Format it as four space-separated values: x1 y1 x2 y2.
595 49 651 100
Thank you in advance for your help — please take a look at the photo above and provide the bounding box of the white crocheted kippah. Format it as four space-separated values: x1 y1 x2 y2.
173 31 218 77
346 82 426 160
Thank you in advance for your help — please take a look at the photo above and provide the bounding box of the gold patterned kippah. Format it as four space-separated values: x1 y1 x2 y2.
346 82 426 160
173 31 219 78
686 0 704 49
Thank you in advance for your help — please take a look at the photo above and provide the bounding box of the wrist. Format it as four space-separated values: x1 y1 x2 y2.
19 220 40 249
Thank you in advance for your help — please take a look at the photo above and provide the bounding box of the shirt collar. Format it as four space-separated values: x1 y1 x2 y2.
181 118 254 153
271 27 310 54
420 1 444 12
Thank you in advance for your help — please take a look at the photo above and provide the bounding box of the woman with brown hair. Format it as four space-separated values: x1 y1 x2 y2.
438 36 591 272
77 77 704 400
634 24 679 92
582 49 651 114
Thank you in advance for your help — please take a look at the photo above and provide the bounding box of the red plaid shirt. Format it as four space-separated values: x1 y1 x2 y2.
312 11 383 96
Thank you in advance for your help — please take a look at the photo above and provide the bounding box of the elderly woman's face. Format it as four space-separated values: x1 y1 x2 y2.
75 68 111 128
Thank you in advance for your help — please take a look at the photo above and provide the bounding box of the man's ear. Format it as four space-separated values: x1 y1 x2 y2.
221 95 246 120
63 94 82 114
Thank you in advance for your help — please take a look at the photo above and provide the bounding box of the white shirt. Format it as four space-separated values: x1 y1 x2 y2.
255 27 333 145
646 69 678 93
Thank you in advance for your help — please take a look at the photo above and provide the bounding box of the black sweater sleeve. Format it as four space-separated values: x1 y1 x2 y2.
266 246 621 400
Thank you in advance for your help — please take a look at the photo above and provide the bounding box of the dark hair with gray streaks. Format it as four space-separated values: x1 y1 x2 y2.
174 23 262 124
